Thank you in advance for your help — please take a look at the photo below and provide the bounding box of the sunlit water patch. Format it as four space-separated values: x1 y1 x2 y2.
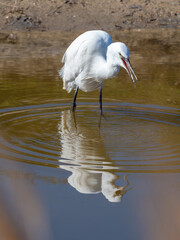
0 102 179 174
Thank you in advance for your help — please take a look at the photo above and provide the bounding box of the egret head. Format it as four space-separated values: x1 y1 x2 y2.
113 42 138 84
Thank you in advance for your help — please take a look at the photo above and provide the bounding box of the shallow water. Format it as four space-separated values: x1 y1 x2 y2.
0 30 180 239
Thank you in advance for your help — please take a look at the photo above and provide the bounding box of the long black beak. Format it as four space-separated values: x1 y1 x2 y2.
122 58 138 84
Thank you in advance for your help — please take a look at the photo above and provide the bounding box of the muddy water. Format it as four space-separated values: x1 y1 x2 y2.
0 30 180 240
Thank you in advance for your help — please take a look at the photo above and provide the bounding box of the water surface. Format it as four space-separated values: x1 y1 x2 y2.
0 30 180 240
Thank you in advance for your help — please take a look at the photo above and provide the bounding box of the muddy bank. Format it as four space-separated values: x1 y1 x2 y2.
0 0 179 31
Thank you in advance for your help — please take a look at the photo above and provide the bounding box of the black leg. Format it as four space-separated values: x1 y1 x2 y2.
72 87 79 111
99 82 104 115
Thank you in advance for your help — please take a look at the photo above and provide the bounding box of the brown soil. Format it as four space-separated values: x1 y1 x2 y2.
0 0 179 31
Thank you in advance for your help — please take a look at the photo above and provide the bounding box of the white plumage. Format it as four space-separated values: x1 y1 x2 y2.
59 30 137 111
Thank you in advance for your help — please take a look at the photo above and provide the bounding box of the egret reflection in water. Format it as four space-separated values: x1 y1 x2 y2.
58 110 132 202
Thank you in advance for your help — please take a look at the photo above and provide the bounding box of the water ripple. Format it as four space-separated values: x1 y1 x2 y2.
0 102 179 173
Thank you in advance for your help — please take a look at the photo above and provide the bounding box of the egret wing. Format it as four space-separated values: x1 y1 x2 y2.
60 31 113 92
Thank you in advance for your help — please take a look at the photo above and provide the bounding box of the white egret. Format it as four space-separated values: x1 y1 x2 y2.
59 30 138 114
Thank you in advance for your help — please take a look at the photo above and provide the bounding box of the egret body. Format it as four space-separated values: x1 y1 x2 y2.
59 30 137 113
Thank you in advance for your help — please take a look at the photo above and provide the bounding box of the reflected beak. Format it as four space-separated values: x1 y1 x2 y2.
122 58 138 84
